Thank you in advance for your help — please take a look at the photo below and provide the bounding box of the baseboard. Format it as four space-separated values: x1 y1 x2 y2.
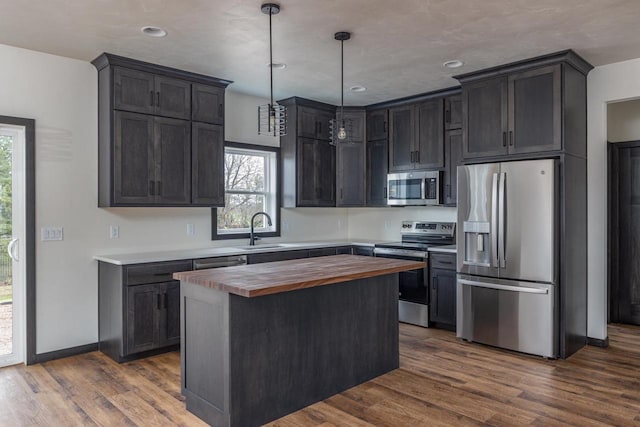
587 336 609 348
31 342 99 364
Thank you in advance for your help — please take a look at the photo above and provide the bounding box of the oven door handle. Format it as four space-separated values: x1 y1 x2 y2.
374 248 428 259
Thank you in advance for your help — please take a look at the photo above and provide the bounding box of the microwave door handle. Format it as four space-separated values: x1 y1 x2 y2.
498 172 506 268
421 177 427 200
491 172 499 268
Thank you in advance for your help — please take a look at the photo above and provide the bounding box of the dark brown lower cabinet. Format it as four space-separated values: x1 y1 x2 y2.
429 253 457 330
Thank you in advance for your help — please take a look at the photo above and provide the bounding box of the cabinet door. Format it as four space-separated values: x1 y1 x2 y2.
309 248 337 257
159 282 181 346
444 95 462 130
125 284 159 355
430 269 457 328
367 109 388 141
336 141 365 206
343 110 365 142
113 112 156 204
192 122 224 206
353 246 374 256
154 117 191 205
298 106 321 139
389 105 416 172
463 77 508 159
155 76 191 120
315 139 336 206
113 67 156 114
444 129 463 205
297 137 319 205
508 65 561 154
315 110 335 141
415 99 444 170
192 83 225 125
366 139 388 207
247 249 309 264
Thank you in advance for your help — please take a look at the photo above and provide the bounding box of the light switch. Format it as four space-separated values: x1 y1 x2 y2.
41 227 64 241
187 223 195 236
110 225 119 239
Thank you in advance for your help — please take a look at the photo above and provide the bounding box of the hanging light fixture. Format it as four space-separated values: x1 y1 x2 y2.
330 31 352 145
258 3 287 137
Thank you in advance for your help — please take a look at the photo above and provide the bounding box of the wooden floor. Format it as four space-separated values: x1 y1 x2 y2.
1 324 639 426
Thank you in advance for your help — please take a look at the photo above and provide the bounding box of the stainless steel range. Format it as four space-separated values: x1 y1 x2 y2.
374 221 456 327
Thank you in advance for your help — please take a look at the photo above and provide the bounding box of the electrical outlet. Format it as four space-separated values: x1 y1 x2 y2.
41 227 64 241
109 225 119 239
187 223 195 236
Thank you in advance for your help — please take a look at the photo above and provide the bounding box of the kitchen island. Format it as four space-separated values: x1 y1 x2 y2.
173 254 424 427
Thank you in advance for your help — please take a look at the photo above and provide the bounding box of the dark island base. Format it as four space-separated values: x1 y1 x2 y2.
180 274 399 427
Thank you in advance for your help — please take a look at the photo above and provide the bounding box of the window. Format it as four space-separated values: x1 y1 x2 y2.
212 142 279 240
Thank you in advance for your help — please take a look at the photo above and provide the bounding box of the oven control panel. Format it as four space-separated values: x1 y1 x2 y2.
401 221 456 237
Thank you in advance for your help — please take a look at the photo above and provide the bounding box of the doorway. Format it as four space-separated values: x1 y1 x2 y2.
0 116 34 367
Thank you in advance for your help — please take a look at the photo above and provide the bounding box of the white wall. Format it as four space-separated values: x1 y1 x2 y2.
607 99 640 142
0 43 348 354
347 207 457 241
587 57 640 340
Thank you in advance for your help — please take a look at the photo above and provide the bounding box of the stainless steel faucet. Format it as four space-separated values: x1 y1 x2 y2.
249 212 273 246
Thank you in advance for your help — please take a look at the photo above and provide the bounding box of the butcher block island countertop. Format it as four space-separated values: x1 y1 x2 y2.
175 254 424 427
173 254 425 297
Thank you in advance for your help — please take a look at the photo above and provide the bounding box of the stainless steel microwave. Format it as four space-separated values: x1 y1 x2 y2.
387 171 443 206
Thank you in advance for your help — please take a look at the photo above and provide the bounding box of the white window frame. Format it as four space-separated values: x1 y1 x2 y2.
213 143 279 239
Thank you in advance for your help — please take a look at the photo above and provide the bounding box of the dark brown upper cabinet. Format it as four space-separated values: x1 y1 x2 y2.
455 50 592 160
367 109 388 141
336 110 366 207
114 67 191 120
444 129 463 206
93 53 231 207
192 83 225 125
444 95 462 130
298 106 335 141
279 97 337 207
389 99 444 172
366 138 388 207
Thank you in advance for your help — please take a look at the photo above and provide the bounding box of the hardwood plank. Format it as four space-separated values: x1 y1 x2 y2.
173 255 425 297
1 324 640 426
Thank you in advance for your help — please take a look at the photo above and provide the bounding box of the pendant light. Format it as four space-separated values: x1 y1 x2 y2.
330 31 352 145
258 3 287 137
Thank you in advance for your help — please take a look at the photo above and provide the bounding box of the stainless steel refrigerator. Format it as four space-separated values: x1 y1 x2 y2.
456 158 558 358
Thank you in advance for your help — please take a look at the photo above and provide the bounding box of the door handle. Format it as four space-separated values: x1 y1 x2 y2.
7 238 18 262
498 172 506 268
509 130 514 146
383 121 387 133
415 151 420 163
432 276 437 290
502 132 507 147
156 91 160 107
218 103 223 118
458 279 548 294
491 173 499 268
383 186 387 199
410 151 415 163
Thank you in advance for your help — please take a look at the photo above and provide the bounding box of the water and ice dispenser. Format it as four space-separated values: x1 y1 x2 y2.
463 221 492 267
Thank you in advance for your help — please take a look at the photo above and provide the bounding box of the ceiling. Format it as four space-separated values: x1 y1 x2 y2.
2 0 640 105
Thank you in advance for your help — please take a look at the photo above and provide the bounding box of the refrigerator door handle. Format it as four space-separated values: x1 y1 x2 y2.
458 279 549 294
491 172 499 267
498 172 506 268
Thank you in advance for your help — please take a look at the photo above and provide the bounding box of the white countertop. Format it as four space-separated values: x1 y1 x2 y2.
93 239 390 265
428 245 457 254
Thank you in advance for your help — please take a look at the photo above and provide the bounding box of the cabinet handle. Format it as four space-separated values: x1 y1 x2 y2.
446 109 451 124
509 130 514 146
156 91 160 107
410 151 415 163
149 91 154 106
218 103 223 118
384 186 387 199
149 180 155 196
432 276 437 290
318 121 322 134
416 151 420 164
156 181 162 196
157 293 162 310
383 121 387 133
502 132 507 147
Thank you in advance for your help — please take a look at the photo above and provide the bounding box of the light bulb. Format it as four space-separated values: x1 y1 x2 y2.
338 127 347 140
269 111 276 130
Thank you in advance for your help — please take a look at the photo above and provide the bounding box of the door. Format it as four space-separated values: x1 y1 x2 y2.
616 145 640 325
415 99 444 169
430 269 457 327
457 162 501 278
0 124 26 367
374 251 427 304
155 76 191 120
389 105 416 172
463 77 508 159
336 141 364 206
499 159 555 283
160 282 181 346
126 284 159 355
192 83 225 125
444 129 463 205
192 122 224 206
113 111 155 204
366 138 388 206
366 109 388 141
508 65 561 154
154 117 191 205
113 67 156 114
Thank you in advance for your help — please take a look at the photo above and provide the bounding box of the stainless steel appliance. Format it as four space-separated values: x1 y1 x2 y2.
457 159 558 358
387 171 443 206
375 221 455 327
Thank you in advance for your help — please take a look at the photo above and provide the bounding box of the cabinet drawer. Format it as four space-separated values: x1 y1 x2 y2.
309 248 337 257
430 253 456 271
125 260 193 285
